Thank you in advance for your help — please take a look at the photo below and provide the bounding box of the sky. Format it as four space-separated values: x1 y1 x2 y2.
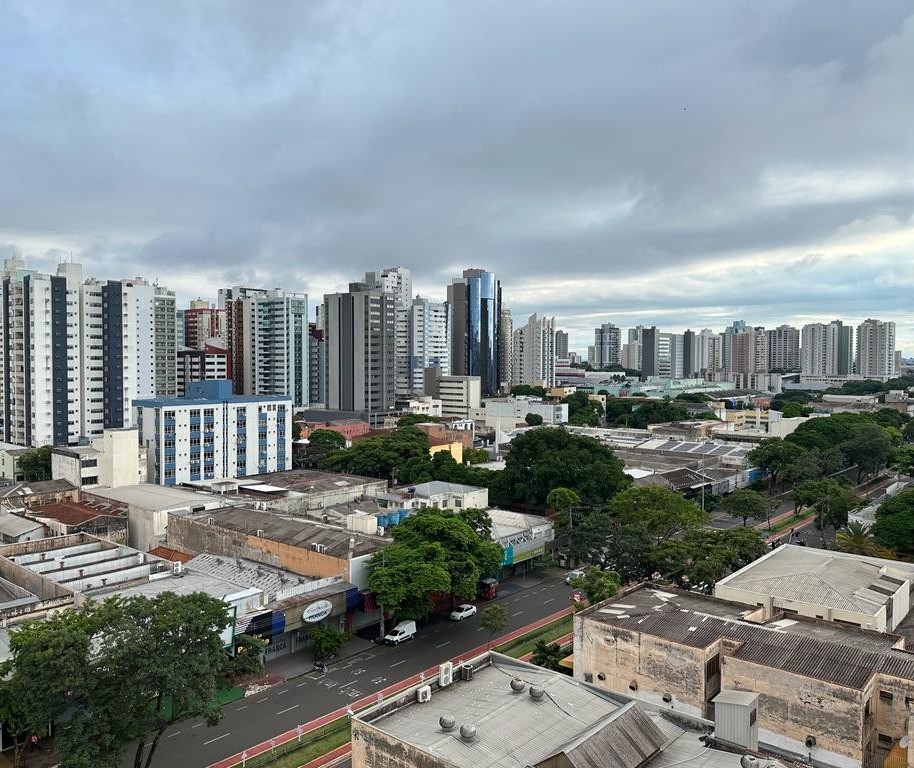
2 1 914 354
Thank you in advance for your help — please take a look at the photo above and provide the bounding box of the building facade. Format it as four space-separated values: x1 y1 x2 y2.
591 322 621 368
396 297 449 398
183 300 227 349
133 380 292 485
511 313 556 388
767 324 800 371
856 318 896 378
448 269 502 397
801 320 854 377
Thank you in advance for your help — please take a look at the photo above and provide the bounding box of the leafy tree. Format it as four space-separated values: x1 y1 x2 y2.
872 408 907 429
0 609 95 768
320 425 429 481
398 451 497 488
608 487 707 544
18 445 52 482
480 604 508 649
546 486 581 532
602 525 655 583
457 507 494 539
525 412 544 426
397 413 441 427
493 428 629 508
779 402 807 418
299 428 346 467
227 634 266 679
569 506 614 564
873 489 914 554
562 392 604 426
674 392 712 403
463 447 490 464
308 626 351 660
902 420 914 444
620 401 689 429
835 522 890 557
720 489 768 527
530 640 564 671
786 412 880 453
747 438 807 487
292 421 303 440
792 478 859 529
842 424 895 481
651 527 767 587
511 385 547 397
892 446 914 476
604 399 634 423
568 567 620 604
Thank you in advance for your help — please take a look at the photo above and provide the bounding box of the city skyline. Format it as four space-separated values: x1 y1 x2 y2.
3 3 914 353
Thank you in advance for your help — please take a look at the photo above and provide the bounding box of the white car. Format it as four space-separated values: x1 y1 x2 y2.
565 569 586 584
449 603 478 621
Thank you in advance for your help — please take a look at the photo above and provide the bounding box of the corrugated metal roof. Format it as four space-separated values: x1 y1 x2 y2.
563 703 666 768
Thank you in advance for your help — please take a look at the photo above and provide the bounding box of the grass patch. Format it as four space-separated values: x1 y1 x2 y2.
242 719 351 768
764 510 814 535
495 615 573 659
217 686 246 706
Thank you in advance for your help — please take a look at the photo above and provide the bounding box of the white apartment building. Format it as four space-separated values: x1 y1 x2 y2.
800 320 854 377
133 380 292 486
423 372 482 419
620 341 641 371
695 329 722 374
363 266 412 308
590 323 621 368
395 297 449 397
856 318 896 378
511 313 556 388
657 332 684 379
766 324 800 371
219 287 309 406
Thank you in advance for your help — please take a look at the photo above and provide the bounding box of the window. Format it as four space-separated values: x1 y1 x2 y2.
879 690 893 703
877 734 893 748
749 709 757 726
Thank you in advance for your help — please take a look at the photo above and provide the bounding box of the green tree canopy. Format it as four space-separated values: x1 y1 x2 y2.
308 625 350 660
397 413 441 427
835 522 890 558
607 487 707 544
619 401 689 429
530 640 565 671
511 385 548 397
842 423 895 482
398 451 496 488
480 604 508 649
492 428 629 508
792 478 859 528
651 527 767 588
562 392 604 426
367 542 452 629
747 438 807 485
18 446 52 482
320 425 429 481
873 489 914 554
525 412 544 426
720 489 768 527
568 567 620 605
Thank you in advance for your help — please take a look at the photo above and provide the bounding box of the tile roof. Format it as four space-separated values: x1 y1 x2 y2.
147 546 193 564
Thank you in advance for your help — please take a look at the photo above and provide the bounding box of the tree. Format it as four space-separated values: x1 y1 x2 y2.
493 428 629 508
747 438 807 487
463 447 490 464
308 626 350 660
525 412 544 426
835 522 890 557
397 413 441 427
720 489 768 527
511 385 547 397
651 527 767 587
873 489 914 554
842 424 895 482
779 402 806 418
892 446 914 477
292 421 303 440
902 421 914 444
792 478 859 529
479 604 508 650
608 487 707 544
320 426 429 480
299 429 346 467
18 445 52 482
457 507 493 539
530 640 564 671
546 486 581 532
562 392 604 427
568 567 620 605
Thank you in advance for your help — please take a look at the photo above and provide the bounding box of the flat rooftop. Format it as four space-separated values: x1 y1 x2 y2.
0 479 77 500
30 500 127 526
177 506 386 558
582 585 914 690
715 544 914 619
88 484 217 510
236 469 385 494
486 508 552 539
362 654 780 768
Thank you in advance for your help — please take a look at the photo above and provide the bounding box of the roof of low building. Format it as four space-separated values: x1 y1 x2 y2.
175 506 386 558
237 469 386 494
0 479 77 500
403 481 486 497
715 544 914 618
30 500 127 527
581 585 914 690
87 484 215 510
147 546 193 563
486 508 552 538
0 513 44 537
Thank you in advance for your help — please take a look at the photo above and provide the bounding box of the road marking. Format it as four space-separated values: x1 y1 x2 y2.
275 689 288 696
476 626 485 631
256 697 269 703
512 611 524 616
237 705 248 711
297 681 309 687
167 731 182 738
435 641 451 648
192 722 205 729
389 659 407 668
543 598 554 604
204 732 231 746
276 704 299 715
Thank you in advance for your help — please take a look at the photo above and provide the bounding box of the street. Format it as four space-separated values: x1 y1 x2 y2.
129 575 574 768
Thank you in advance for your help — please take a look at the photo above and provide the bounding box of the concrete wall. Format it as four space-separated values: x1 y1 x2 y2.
168 514 349 580
351 720 446 768
126 507 171 552
94 429 141 488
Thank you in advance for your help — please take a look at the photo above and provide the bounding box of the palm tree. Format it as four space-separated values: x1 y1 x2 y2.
834 522 891 558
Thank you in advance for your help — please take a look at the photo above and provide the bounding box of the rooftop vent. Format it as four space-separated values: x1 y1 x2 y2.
439 715 456 732
510 678 526 693
529 686 545 702
459 724 477 742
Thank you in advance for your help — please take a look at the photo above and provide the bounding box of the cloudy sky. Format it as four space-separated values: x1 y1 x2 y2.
2 1 914 353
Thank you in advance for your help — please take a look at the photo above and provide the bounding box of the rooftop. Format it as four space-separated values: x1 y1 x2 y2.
87 484 217 511
361 654 779 768
29 500 127 527
147 546 193 563
582 585 914 690
0 513 44 538
0 479 77 501
486 508 552 539
401 481 486 497
183 552 315 600
715 544 914 618
176 506 386 558
236 469 386 494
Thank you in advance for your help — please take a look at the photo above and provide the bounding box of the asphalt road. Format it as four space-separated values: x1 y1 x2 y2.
135 575 575 768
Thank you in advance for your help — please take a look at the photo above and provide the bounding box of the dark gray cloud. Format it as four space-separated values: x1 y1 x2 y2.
2 1 914 350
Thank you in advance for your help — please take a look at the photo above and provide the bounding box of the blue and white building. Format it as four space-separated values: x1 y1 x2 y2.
133 380 292 486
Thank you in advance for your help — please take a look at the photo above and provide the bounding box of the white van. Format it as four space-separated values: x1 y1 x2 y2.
384 620 417 646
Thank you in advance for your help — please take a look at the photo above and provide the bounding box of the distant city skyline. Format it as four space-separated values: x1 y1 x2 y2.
3 3 914 354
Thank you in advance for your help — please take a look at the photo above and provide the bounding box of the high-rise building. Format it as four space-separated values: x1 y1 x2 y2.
591 323 621 368
695 329 723 375
511 313 556 388
363 267 412 309
682 330 695 377
856 318 896 377
184 299 227 350
554 330 569 360
801 320 853 377
721 320 747 372
640 327 659 378
447 269 502 397
396 297 450 397
323 283 397 412
767 325 800 371
620 342 641 371
177 341 230 396
657 333 684 378
731 327 769 375
498 306 512 392
219 287 309 406
308 323 325 407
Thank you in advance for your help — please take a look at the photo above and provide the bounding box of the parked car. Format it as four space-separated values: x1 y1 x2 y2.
565 569 586 584
383 620 417 645
449 604 478 621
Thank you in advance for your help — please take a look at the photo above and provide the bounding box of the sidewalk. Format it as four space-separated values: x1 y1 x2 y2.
265 569 556 682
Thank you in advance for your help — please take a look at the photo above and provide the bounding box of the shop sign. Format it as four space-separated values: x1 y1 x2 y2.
302 599 333 623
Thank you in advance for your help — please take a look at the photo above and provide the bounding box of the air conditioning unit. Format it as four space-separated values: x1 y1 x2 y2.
416 685 432 703
438 662 453 687
460 663 474 681
172 561 183 574
256 529 265 537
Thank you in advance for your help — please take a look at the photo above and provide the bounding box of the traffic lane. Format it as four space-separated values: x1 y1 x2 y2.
140 578 575 767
